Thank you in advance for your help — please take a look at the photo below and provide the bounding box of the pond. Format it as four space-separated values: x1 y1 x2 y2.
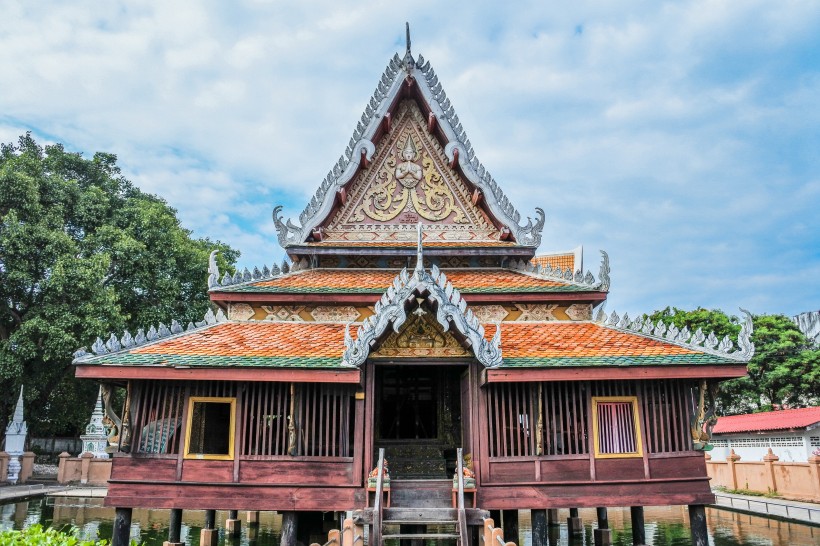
1 498 818 546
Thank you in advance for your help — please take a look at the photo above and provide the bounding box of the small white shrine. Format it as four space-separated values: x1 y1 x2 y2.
4 386 27 484
79 388 110 459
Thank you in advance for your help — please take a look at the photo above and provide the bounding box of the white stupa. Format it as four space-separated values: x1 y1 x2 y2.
79 387 110 459
4 386 27 484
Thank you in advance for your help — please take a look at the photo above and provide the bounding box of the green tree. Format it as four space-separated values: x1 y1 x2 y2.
648 307 820 414
0 133 238 438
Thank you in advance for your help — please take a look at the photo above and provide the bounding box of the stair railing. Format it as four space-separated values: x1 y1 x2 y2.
456 448 469 546
372 447 386 546
482 518 516 546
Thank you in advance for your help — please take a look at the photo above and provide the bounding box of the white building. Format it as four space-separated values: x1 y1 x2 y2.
710 406 820 462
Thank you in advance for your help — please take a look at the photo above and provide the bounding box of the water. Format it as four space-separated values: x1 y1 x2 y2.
1 498 818 545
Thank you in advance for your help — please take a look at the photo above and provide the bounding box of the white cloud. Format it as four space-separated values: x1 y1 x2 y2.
1 0 818 316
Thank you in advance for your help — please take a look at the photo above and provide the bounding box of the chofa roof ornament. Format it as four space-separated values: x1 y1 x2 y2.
594 308 755 362
342 224 502 368
272 30 545 249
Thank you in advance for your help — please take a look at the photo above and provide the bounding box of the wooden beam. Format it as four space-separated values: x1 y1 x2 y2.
449 147 459 169
428 112 437 133
382 113 391 133
483 365 748 383
471 189 482 206
360 147 370 169
75 365 361 383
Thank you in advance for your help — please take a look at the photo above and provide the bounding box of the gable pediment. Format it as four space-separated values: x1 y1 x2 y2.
323 101 499 244
370 310 472 358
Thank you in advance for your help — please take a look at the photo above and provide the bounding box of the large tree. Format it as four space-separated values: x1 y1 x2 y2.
647 307 820 414
0 134 239 437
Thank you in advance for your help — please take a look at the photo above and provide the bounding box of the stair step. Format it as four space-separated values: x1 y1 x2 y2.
384 520 457 525
383 534 460 540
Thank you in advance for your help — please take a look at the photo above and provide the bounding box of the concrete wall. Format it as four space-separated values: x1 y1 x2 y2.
706 451 820 502
57 452 111 486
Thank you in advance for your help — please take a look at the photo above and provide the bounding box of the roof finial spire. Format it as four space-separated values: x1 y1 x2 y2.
415 222 424 275
406 22 412 58
403 22 415 71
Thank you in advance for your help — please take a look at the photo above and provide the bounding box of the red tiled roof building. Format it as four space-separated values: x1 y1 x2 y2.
74 31 755 546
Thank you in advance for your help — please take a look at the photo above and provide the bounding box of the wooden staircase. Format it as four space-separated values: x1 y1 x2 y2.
358 449 488 546
383 480 460 543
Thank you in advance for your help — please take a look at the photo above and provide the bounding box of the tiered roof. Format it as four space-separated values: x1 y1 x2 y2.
73 33 754 382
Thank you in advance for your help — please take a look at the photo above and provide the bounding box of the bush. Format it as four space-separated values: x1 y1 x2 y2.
0 524 120 545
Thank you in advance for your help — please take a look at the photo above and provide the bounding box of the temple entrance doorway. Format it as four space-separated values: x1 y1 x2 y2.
373 364 468 479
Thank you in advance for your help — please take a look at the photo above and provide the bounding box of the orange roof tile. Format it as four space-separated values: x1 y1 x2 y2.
130 322 345 358
531 253 576 272
219 268 593 294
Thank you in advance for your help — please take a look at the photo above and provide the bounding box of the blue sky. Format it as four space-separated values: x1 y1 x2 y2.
1 1 818 319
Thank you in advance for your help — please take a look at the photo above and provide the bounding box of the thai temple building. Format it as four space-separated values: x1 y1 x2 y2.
73 30 754 546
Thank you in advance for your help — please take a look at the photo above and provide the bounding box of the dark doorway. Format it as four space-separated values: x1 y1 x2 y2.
374 364 466 478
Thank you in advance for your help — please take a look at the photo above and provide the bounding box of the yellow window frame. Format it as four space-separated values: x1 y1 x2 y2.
183 396 236 461
592 396 643 459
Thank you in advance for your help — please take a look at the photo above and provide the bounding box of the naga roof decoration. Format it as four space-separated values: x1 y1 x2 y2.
506 250 610 292
592 308 755 362
273 39 545 249
342 226 502 368
73 306 229 363
207 250 608 294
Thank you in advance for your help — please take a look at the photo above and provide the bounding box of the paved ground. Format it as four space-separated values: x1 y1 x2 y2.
713 490 820 526
0 483 73 503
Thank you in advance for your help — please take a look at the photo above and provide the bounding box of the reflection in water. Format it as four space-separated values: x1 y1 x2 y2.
0 498 818 545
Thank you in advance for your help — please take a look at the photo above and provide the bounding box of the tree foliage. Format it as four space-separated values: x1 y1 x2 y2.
0 134 238 437
648 307 820 414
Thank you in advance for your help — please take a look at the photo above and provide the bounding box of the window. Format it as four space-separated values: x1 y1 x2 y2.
184 397 236 460
592 396 643 458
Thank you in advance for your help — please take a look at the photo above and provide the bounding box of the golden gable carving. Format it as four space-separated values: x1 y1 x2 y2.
325 101 499 243
371 311 471 358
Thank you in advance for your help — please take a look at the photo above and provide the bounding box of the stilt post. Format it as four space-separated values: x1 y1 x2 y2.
547 509 559 527
531 509 547 546
112 507 132 546
501 510 518 546
688 504 708 546
567 507 582 536
227 509 242 538
281 511 298 546
167 508 183 545
593 507 611 546
205 510 216 529
630 506 646 546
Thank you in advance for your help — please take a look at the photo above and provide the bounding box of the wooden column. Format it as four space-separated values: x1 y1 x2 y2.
281 511 298 546
227 510 241 538
593 507 611 546
501 510 518 545
201 509 218 546
688 504 708 546
167 508 183 545
630 507 646 546
567 508 582 536
547 509 559 527
531 510 547 546
112 507 132 546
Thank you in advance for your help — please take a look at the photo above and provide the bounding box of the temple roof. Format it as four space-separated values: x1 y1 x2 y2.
272 43 545 251
212 268 603 295
73 319 745 370
495 322 743 367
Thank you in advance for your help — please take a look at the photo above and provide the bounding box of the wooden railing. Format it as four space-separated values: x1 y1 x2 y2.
482 518 516 546
309 518 364 546
372 448 386 546
456 448 468 546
